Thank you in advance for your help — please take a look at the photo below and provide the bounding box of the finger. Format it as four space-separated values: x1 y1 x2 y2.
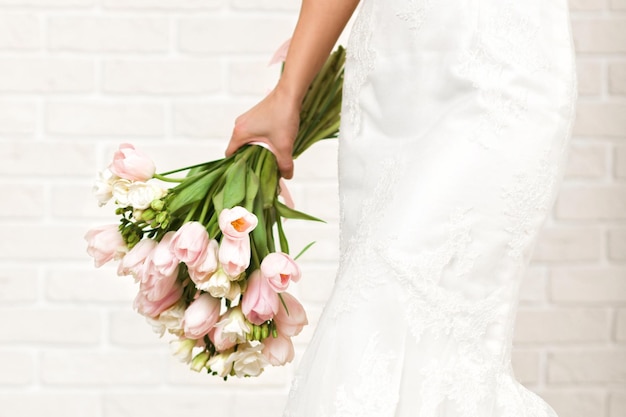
226 120 252 156
225 140 238 157
226 128 243 156
277 158 294 179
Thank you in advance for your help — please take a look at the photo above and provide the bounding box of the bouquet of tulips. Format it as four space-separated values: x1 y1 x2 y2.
85 45 345 379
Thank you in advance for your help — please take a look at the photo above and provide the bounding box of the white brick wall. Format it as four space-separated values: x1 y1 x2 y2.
0 1 623 417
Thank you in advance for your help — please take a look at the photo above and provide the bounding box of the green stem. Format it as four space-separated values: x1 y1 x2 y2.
276 213 289 254
250 239 261 271
198 193 212 225
152 173 186 183
157 161 214 176
265 208 275 253
184 202 200 223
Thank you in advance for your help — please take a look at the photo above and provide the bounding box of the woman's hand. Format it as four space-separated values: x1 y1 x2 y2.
226 0 359 179
226 86 300 179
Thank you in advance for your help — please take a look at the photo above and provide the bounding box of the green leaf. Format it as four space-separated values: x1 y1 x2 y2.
167 168 224 214
250 194 268 258
157 158 224 177
294 241 316 261
259 152 279 208
223 158 247 208
274 201 325 223
207 210 220 239
276 215 289 254
244 168 260 212
212 186 225 215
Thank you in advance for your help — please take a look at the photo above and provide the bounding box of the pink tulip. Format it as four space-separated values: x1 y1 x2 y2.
170 222 210 268
138 234 180 302
273 292 308 337
260 252 301 293
188 239 219 285
84 224 126 268
117 238 156 278
151 232 179 276
183 293 221 339
140 259 179 302
218 236 250 278
218 206 258 239
109 143 156 182
268 38 291 66
134 283 182 318
241 270 279 325
262 334 295 366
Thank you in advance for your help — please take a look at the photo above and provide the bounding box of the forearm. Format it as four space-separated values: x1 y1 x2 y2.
277 0 360 105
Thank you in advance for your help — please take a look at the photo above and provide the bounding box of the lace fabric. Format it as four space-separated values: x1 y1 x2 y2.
343 0 377 140
395 0 433 31
318 335 400 417
282 1 577 416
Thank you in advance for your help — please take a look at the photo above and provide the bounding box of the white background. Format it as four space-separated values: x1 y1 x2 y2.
0 0 624 416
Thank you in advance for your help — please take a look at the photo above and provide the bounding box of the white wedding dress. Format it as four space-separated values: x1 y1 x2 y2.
283 1 577 416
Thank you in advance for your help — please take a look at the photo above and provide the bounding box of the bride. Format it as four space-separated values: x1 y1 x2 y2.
227 0 577 416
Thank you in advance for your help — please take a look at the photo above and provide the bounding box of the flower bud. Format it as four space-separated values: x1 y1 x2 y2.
190 351 210 372
141 208 156 221
151 199 165 211
127 231 141 247
156 212 168 225
261 323 269 339
132 209 144 221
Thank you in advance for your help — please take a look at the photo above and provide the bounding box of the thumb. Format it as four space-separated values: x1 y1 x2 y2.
226 121 255 157
278 158 294 180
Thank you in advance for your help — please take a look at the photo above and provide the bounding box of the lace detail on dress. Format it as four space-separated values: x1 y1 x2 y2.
502 153 558 259
482 3 550 74
416 355 499 417
455 1 547 149
496 374 558 417
374 208 520 417
471 89 529 150
319 335 399 417
330 158 399 319
395 0 432 31
343 0 377 140
377 207 503 346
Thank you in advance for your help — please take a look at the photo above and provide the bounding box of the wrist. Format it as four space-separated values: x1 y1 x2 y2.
274 79 306 108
